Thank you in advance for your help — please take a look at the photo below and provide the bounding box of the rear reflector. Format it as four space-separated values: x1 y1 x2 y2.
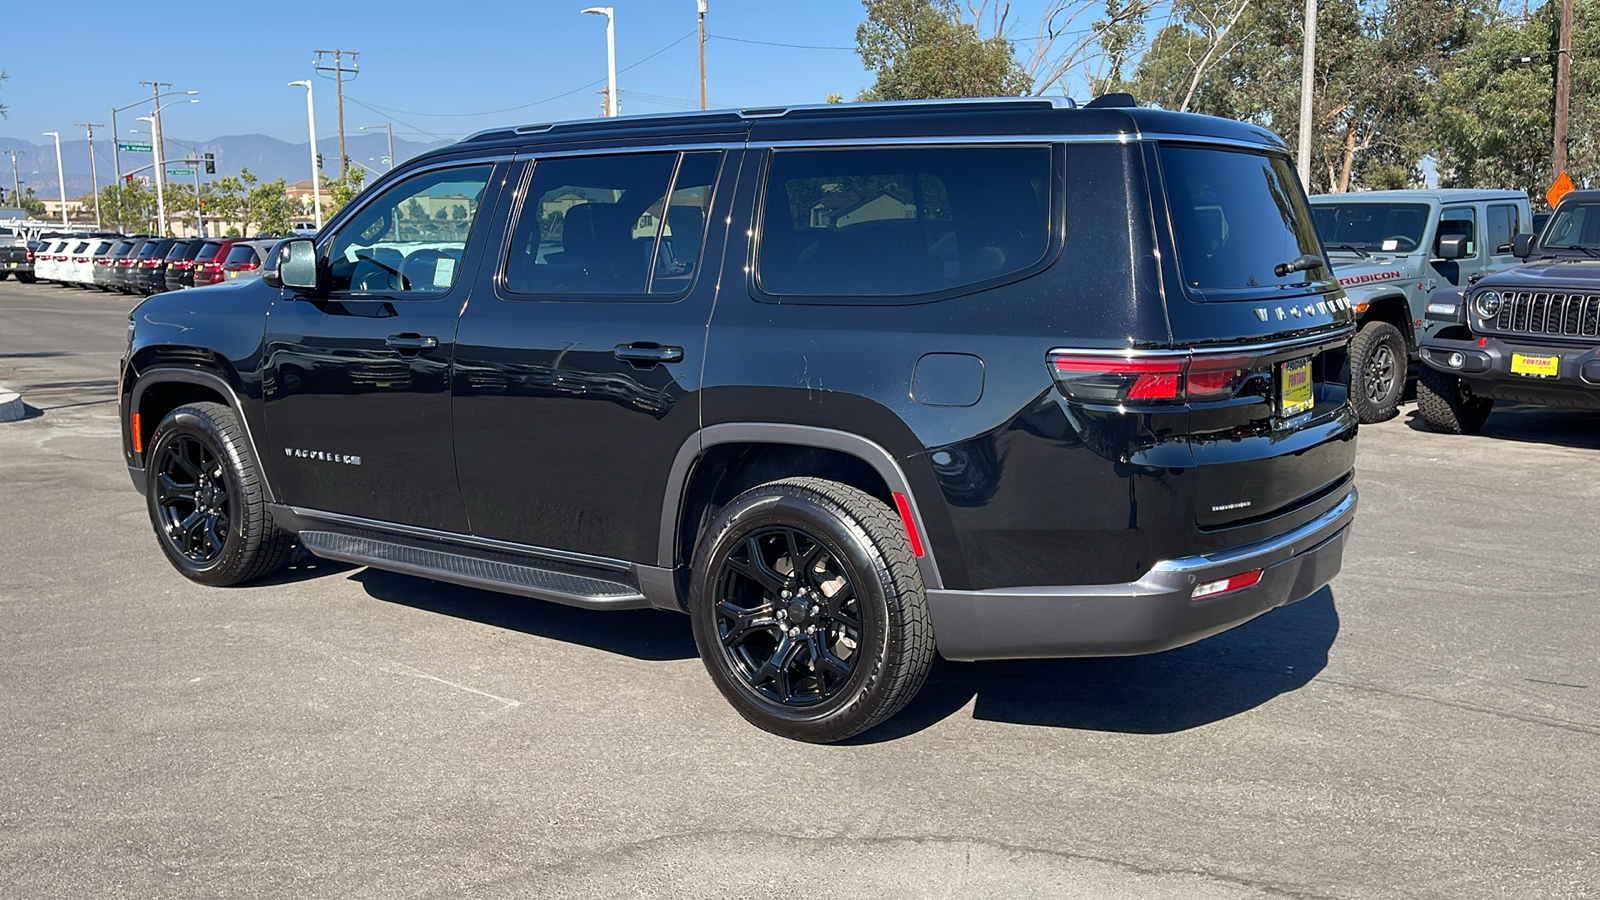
130 413 143 453
1192 568 1263 599
891 492 925 558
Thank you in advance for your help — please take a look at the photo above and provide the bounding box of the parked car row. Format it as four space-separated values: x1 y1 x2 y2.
27 234 281 294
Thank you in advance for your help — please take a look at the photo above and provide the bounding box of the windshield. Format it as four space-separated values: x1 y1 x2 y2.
1160 145 1330 300
1310 202 1430 253
1541 201 1600 248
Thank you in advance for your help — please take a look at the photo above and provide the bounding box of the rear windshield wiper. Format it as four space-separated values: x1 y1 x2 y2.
1274 254 1326 278
1325 244 1370 258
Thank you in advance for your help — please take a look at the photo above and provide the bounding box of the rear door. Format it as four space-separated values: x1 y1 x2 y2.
261 159 504 532
451 148 738 562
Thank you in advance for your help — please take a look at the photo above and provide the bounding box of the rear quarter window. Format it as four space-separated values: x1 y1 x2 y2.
754 145 1053 302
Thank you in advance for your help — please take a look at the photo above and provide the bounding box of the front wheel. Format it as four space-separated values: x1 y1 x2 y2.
1349 320 1408 423
1417 366 1494 434
689 478 935 743
145 402 293 586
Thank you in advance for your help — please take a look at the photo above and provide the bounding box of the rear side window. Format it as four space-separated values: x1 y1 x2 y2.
1160 145 1329 300
1487 203 1520 253
756 146 1052 299
504 151 721 298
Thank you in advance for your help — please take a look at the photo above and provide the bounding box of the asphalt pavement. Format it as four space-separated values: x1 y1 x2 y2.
0 281 1595 899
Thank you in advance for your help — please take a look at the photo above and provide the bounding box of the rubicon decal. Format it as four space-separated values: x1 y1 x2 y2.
1338 270 1402 287
285 448 363 465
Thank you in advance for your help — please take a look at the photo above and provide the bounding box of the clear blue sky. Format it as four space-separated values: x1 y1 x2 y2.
0 0 1079 146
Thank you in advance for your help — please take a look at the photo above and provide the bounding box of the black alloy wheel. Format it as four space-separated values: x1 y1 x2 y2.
154 433 232 564
1349 320 1407 423
714 525 864 707
145 402 292 586
690 477 935 743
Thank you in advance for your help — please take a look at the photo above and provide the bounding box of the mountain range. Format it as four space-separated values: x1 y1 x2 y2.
0 132 451 198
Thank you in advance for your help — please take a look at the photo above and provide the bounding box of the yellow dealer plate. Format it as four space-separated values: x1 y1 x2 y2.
1280 357 1313 417
1510 354 1559 378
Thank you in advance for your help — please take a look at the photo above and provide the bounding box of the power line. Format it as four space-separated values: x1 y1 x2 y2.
706 33 855 51
347 31 695 120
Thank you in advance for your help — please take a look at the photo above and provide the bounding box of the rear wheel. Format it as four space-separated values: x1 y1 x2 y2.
689 477 935 743
1349 320 1408 423
0 272 10 281
146 402 293 586
1417 366 1494 434
16 272 36 284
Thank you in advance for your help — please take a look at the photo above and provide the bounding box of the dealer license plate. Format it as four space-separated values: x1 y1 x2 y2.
1510 354 1559 378
1279 357 1313 417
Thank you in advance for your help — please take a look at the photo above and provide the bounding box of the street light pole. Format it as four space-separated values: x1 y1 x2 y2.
43 132 67 229
1296 0 1318 190
583 7 618 117
5 150 23 206
290 81 324 229
698 0 707 110
75 122 105 229
360 123 394 171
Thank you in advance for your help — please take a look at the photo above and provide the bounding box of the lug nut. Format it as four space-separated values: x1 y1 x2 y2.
780 590 791 599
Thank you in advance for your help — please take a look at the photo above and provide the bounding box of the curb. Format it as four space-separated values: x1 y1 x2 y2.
0 384 23 423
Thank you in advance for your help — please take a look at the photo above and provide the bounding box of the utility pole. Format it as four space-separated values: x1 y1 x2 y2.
1553 0 1573 179
314 49 360 177
75 122 105 229
4 150 22 206
140 81 173 234
698 0 708 110
1296 0 1318 190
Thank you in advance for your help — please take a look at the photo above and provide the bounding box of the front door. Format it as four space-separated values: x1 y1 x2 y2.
262 160 501 532
452 149 737 562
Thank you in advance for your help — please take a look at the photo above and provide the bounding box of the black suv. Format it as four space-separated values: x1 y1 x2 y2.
120 98 1359 742
1419 189 1600 433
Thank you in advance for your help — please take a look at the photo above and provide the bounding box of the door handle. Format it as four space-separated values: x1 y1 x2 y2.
386 334 439 352
614 343 684 365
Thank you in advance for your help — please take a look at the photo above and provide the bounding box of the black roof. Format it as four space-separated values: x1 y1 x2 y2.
419 97 1285 164
1555 189 1600 207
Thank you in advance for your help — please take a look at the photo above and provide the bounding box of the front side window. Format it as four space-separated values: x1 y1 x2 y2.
1161 144 1328 299
757 146 1052 299
327 164 492 294
1438 207 1477 257
503 151 721 297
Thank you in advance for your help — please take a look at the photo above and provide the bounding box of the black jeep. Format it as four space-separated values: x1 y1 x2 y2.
1418 189 1600 433
120 97 1358 742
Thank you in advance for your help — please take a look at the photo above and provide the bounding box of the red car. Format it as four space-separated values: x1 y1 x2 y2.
189 238 251 287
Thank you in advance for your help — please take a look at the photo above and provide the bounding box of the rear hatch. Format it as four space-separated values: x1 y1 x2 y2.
1051 142 1355 535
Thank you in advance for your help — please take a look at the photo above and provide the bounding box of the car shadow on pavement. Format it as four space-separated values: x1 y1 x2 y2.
1402 405 1600 450
350 567 697 662
851 587 1340 743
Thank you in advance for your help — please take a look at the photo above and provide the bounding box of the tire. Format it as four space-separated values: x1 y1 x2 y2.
0 272 10 281
689 477 935 743
1349 320 1408 423
1417 366 1494 434
145 401 293 586
16 272 36 284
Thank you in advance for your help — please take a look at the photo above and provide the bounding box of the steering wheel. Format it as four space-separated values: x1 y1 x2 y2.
1381 235 1419 252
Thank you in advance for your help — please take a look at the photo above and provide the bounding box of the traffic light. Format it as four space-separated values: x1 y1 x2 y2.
203 152 215 175
125 174 133 185
316 153 324 171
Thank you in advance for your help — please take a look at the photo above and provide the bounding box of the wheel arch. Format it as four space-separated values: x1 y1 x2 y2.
1354 291 1417 352
660 424 944 592
128 366 275 502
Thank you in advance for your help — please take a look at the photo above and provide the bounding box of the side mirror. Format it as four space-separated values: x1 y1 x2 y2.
278 238 319 291
1512 232 1536 260
1434 235 1468 260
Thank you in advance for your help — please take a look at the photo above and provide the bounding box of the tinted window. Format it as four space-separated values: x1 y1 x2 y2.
164 241 192 260
1310 202 1430 253
1160 145 1327 299
1541 202 1600 247
328 164 491 294
196 241 226 263
1438 207 1476 257
223 244 258 265
505 152 719 297
757 146 1051 298
112 240 134 256
1487 203 1519 253
72 242 89 254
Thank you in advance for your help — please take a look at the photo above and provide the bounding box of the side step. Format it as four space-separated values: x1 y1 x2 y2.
298 530 651 610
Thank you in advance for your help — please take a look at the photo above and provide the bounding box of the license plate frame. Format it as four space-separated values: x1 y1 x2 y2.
1279 357 1314 418
1509 353 1560 379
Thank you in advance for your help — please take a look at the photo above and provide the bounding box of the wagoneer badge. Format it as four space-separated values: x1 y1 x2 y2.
286 448 363 466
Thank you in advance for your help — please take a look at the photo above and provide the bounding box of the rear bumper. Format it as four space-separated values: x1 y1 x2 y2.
928 488 1356 661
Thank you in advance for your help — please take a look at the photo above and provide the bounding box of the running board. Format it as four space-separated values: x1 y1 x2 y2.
298 530 652 610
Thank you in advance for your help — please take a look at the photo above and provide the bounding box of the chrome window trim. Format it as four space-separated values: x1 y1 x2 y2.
1047 328 1355 359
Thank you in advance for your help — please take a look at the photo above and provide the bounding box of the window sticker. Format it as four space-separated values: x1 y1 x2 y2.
433 257 455 287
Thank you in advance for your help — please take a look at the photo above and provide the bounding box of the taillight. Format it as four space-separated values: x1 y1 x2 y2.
203 263 222 271
225 261 260 271
1048 351 1252 405
24 249 34 262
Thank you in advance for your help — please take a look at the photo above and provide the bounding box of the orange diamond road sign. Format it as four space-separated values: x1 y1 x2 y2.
1547 171 1575 209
